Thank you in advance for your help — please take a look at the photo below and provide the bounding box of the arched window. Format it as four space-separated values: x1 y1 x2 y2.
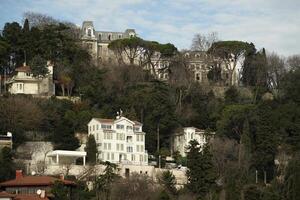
99 34 101 40
87 29 91 36
108 34 111 41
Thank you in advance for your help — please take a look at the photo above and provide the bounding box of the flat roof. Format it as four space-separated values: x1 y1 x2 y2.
47 150 86 157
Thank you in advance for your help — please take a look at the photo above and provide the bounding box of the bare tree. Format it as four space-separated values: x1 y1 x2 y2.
191 32 219 51
266 52 286 89
287 54 300 71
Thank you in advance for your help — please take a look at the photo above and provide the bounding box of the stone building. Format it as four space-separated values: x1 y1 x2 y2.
87 116 148 165
80 21 137 65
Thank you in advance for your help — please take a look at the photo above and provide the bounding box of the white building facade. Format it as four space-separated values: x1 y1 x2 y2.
172 127 208 157
8 62 55 96
88 117 148 165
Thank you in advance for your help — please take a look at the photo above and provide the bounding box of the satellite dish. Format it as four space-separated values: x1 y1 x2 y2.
37 189 42 195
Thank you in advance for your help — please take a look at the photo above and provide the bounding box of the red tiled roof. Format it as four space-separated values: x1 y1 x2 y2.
0 176 75 187
0 191 15 197
15 66 31 72
133 120 142 126
15 194 50 200
94 118 114 124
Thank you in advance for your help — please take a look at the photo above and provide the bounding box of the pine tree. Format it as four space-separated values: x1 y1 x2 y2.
186 140 216 199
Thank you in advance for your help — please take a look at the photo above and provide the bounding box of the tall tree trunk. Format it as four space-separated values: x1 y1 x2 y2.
61 84 65 96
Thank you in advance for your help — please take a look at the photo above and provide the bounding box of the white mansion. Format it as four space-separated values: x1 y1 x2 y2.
88 116 148 165
7 62 55 96
172 127 211 157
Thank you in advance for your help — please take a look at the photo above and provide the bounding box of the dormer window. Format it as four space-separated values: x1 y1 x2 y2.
195 54 200 58
185 53 190 58
87 29 91 36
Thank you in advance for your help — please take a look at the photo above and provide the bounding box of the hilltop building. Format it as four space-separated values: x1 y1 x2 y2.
80 21 137 65
171 127 212 157
7 62 55 96
87 116 148 165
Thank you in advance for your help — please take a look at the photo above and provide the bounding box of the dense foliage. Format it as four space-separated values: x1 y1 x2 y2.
0 13 299 200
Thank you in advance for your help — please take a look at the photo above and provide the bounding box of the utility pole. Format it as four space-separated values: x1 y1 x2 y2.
255 170 258 184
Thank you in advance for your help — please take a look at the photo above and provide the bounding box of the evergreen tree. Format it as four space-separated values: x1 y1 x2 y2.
51 181 69 200
85 135 97 164
186 140 216 199
23 18 30 32
159 170 177 195
283 153 300 200
29 54 48 77
0 147 15 182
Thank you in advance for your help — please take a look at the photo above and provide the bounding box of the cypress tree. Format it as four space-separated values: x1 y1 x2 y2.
186 140 216 199
85 135 97 164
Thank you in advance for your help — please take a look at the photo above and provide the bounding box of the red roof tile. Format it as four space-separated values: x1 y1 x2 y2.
15 66 31 72
0 176 75 187
94 118 114 124
0 191 15 197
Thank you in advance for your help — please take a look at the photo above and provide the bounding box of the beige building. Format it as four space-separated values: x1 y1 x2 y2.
80 21 137 65
7 62 55 96
172 127 208 157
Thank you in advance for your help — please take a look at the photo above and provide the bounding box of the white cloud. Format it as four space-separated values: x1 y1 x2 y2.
0 0 299 55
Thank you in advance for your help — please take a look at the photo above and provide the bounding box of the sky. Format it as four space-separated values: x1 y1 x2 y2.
0 0 299 56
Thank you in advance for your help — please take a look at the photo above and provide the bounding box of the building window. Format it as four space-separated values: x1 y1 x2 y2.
26 72 30 76
136 135 139 142
101 124 112 129
88 29 92 36
99 34 101 40
196 73 200 81
108 143 111 150
137 145 139 152
117 144 120 151
126 126 132 131
121 144 124 151
134 127 140 132
96 124 99 130
116 124 124 129
104 143 107 150
108 34 111 41
111 153 114 160
118 34 122 39
127 146 133 153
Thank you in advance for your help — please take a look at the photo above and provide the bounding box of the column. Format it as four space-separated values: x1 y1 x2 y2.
56 154 59 165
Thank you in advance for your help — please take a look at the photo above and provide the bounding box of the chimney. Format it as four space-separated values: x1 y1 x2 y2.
16 170 23 179
59 174 64 180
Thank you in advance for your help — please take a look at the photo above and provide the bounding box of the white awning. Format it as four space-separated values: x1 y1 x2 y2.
47 150 86 157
